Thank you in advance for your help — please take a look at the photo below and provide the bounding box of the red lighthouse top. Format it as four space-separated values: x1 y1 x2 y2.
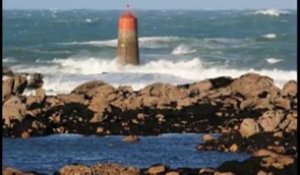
118 4 137 31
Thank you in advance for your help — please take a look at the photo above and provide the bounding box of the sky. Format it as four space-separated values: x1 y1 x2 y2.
3 0 297 10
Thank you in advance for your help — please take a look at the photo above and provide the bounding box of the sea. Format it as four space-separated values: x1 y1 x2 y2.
3 9 297 95
3 134 250 174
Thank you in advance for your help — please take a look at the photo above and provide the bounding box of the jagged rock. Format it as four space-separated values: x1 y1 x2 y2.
2 77 14 101
59 165 92 175
274 97 291 110
188 80 212 95
12 74 27 95
257 110 284 132
239 118 260 138
71 80 109 97
35 88 46 102
230 73 279 99
26 73 43 89
2 96 26 127
282 80 297 97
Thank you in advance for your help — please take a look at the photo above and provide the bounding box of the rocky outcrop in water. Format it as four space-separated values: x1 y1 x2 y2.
2 71 297 139
2 69 297 174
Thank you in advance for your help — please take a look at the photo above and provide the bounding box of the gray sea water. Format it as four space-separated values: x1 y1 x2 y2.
3 134 250 174
3 9 297 94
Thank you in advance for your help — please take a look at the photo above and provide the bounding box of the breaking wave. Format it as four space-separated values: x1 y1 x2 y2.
253 9 290 17
171 44 197 55
59 36 181 48
13 57 297 95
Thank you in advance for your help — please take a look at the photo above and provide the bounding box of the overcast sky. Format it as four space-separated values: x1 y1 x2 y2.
3 0 297 10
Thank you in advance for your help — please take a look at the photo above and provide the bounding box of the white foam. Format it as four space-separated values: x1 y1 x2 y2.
12 57 297 95
266 58 282 64
3 57 16 63
262 33 277 39
171 44 197 55
85 18 92 23
59 36 180 48
254 9 290 17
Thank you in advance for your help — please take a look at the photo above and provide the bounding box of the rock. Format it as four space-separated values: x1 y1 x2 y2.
21 131 30 139
203 134 215 143
199 168 215 174
230 73 279 99
35 88 46 102
2 77 14 101
12 74 27 95
71 80 108 96
188 80 212 95
214 172 234 175
96 127 104 134
229 143 238 153
91 163 139 175
257 110 283 132
257 170 268 175
123 135 139 143
26 73 43 89
166 171 180 175
274 97 291 110
25 96 42 108
2 96 26 127
209 76 233 89
57 94 86 105
59 165 92 175
282 80 297 97
254 149 280 157
273 131 283 138
239 118 260 138
3 66 13 75
148 165 166 174
2 167 36 175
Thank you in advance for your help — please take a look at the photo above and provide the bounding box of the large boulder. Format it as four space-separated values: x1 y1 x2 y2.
230 73 280 99
71 80 109 97
239 118 260 138
282 80 297 97
257 110 284 132
12 74 28 95
2 96 26 127
2 77 14 101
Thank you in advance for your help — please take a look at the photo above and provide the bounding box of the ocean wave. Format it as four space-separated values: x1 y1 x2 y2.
266 58 282 64
171 44 197 55
262 33 277 39
59 36 181 48
253 9 290 17
13 57 297 95
3 57 16 63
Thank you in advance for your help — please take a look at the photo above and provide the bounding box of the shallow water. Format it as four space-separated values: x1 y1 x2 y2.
3 134 250 174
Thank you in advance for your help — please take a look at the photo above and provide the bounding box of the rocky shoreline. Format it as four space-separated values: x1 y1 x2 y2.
2 68 297 174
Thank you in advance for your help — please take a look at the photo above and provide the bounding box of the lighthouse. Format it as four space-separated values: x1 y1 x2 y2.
117 6 140 65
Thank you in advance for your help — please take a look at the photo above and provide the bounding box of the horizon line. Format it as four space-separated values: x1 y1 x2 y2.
3 7 297 11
